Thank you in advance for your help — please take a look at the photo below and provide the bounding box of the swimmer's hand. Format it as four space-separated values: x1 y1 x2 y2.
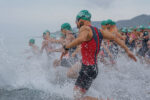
62 50 68 56
63 45 69 55
127 50 137 62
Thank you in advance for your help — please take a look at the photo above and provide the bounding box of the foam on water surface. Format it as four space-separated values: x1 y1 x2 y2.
0 34 150 100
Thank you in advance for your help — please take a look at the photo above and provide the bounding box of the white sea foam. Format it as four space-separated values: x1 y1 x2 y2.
0 34 150 100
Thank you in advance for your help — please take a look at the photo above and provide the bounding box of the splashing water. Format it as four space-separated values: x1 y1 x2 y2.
0 34 150 100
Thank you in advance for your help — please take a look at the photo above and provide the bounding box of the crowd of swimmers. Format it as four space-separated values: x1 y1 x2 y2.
27 10 149 100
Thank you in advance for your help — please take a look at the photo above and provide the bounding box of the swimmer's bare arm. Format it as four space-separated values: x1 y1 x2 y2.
101 29 137 62
113 26 124 40
66 26 91 49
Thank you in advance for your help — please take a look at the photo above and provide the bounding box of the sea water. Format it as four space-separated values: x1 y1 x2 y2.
0 33 150 100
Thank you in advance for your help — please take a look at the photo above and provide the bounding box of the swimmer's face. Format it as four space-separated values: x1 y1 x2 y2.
76 19 85 29
109 26 114 31
43 32 50 40
61 29 66 35
101 25 106 30
106 24 111 30
111 25 116 29
43 34 47 40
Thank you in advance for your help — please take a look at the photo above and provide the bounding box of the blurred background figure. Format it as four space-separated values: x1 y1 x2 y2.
25 39 40 59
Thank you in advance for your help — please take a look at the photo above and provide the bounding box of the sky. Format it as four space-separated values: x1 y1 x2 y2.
0 0 150 35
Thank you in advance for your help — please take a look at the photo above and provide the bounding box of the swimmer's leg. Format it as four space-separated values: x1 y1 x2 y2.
73 87 98 100
67 62 81 79
73 64 98 100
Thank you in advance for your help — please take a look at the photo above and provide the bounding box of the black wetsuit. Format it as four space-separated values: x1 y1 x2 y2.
145 49 150 59
130 40 136 51
125 34 130 48
137 31 149 57
75 26 103 91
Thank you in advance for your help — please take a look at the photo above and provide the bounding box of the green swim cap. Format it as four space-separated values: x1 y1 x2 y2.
43 30 50 35
129 27 134 30
76 10 91 22
101 20 107 26
106 19 116 25
106 19 112 24
147 26 150 29
61 23 72 31
136 28 141 32
128 29 132 33
121 29 127 33
139 25 145 30
133 26 137 30
29 39 35 44
111 21 116 25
